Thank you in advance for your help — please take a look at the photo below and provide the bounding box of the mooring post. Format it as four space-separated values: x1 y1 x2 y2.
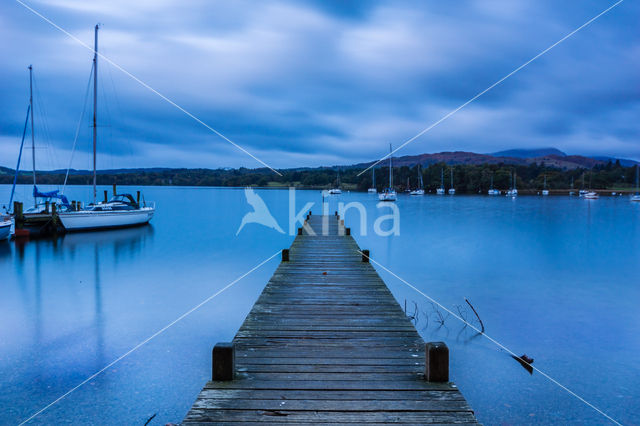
103 190 108 203
136 191 141 204
113 183 117 195
362 249 370 263
308 210 312 216
334 211 338 216
425 342 449 382
14 202 23 222
45 200 50 213
282 249 289 262
212 342 235 381
346 227 351 236
297 227 303 236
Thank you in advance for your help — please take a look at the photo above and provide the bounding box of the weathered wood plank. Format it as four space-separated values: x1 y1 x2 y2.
183 215 478 424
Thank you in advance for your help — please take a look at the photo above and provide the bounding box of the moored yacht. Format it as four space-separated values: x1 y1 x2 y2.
632 165 640 202
448 168 455 195
410 165 425 195
542 175 549 196
368 167 377 193
584 191 599 199
57 25 154 232
379 144 397 202
436 168 445 195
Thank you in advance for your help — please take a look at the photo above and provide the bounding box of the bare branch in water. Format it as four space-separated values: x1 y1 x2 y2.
465 298 485 333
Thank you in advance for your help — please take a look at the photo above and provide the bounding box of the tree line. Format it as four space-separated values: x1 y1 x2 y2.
1 161 637 192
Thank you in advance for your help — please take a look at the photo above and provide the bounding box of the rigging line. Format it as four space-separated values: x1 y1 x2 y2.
63 63 94 193
358 0 625 176
8 105 31 209
360 250 621 425
18 249 282 425
14 0 282 176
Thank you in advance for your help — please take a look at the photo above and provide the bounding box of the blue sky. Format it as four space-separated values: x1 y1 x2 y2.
0 0 638 171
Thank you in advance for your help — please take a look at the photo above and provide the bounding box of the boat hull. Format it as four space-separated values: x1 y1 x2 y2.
58 207 154 231
409 190 424 195
378 192 397 202
0 220 11 240
368 188 377 193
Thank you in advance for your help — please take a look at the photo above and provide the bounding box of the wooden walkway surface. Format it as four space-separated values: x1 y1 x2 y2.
183 215 478 424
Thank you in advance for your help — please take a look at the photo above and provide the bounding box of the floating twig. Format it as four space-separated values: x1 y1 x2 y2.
465 298 484 333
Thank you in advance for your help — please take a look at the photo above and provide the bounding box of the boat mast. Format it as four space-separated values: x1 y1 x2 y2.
372 167 375 187
450 168 453 188
29 65 36 188
636 165 639 194
92 24 99 203
440 168 444 188
418 165 423 189
388 144 392 189
490 174 494 190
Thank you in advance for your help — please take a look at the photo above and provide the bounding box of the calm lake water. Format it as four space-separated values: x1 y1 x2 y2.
1 184 638 425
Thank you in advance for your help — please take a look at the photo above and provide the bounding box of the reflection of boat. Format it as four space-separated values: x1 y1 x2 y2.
0 216 11 240
368 167 377 193
448 169 455 195
379 144 397 202
57 25 154 232
60 223 153 249
584 191 599 199
410 165 425 195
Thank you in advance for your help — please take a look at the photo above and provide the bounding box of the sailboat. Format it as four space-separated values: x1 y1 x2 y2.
488 174 499 195
379 144 397 201
583 171 598 199
448 168 455 195
631 165 640 202
410 165 425 195
506 171 518 197
579 173 588 197
328 168 342 194
368 167 377 193
58 25 155 231
542 175 549 196
436 168 445 195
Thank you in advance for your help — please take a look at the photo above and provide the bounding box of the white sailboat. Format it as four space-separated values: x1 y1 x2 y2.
488 174 500 195
328 168 342 194
448 168 455 195
368 167 377 193
379 144 397 201
631 165 640 202
436 168 445 195
579 173 588 196
542 175 549 196
410 165 425 195
506 171 518 197
58 25 155 231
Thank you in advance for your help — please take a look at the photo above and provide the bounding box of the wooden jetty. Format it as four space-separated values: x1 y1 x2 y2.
183 214 478 424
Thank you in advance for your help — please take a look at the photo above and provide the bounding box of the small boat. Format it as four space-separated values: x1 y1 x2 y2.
0 216 11 240
410 165 425 195
328 188 342 195
368 167 377 193
448 168 455 195
542 175 549 196
488 175 499 195
584 191 599 199
579 190 588 197
506 171 517 197
436 168 445 195
59 194 155 231
57 25 154 231
632 165 640 202
379 144 397 202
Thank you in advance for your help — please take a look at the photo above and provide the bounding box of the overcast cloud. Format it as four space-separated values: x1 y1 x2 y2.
0 0 638 171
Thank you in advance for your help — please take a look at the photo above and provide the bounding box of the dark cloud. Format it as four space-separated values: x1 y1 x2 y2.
0 0 638 171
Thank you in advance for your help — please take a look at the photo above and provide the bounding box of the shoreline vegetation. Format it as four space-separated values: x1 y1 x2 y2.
1 161 637 193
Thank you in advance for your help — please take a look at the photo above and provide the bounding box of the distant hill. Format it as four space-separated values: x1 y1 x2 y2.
490 147 566 158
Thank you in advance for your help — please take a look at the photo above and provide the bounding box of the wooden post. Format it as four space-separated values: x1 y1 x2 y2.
45 200 49 213
103 190 108 203
362 249 370 263
297 227 303 236
112 183 117 195
334 211 338 216
425 342 449 382
282 249 289 262
212 342 235 381
346 227 351 236
136 191 141 204
14 202 23 221
308 210 312 216
72 201 76 211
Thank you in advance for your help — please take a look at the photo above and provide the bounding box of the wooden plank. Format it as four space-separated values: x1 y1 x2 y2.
183 215 478 424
